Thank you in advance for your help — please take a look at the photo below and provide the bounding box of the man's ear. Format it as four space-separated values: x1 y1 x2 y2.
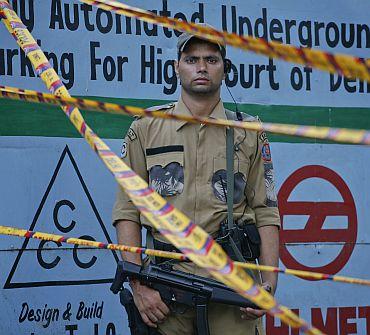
174 60 179 77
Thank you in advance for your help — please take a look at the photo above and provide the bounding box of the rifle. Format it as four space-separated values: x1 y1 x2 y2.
111 261 259 335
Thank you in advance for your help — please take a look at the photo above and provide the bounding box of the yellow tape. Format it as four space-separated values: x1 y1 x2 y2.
2 224 369 286
1 85 370 146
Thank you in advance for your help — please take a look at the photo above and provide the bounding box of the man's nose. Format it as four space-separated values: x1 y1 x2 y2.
197 59 207 72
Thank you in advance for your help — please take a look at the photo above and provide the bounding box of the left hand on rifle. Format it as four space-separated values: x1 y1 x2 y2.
239 283 273 320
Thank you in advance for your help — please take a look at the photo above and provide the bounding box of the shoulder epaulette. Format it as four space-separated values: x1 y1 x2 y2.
131 103 175 121
145 102 176 112
224 109 257 122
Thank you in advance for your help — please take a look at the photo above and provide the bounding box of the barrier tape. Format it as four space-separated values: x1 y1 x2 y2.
1 85 370 146
0 2 321 334
1 225 370 287
0 225 187 261
81 0 370 82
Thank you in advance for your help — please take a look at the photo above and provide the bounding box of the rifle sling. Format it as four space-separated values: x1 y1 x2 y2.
226 114 247 263
225 111 258 281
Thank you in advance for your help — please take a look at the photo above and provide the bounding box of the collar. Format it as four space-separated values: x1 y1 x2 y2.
173 97 228 131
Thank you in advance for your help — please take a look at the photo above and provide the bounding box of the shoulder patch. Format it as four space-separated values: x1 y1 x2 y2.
255 115 269 144
120 140 127 158
262 142 271 161
145 102 175 112
259 131 269 144
127 128 137 141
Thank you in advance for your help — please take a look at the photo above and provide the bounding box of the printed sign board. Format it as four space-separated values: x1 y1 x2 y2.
0 1 370 334
0 138 369 334
0 138 128 334
278 165 357 276
268 144 370 335
0 0 369 107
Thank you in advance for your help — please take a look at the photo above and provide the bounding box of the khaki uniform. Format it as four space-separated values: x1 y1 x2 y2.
113 98 280 335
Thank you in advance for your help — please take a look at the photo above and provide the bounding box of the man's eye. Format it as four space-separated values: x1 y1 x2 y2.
207 58 218 64
185 58 196 64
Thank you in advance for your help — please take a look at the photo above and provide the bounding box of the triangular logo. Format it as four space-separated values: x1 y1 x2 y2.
4 145 119 289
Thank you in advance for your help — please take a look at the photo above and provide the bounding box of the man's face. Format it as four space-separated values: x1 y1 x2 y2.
175 40 225 96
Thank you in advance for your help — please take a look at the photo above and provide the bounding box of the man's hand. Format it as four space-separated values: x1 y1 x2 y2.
239 282 272 320
115 220 169 327
240 307 266 320
130 279 170 328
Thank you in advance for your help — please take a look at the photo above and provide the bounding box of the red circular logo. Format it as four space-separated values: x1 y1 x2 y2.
278 165 357 279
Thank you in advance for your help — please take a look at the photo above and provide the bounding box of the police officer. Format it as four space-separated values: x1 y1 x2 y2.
113 26 280 335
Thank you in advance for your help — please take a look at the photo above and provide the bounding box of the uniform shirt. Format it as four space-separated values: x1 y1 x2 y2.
113 97 280 243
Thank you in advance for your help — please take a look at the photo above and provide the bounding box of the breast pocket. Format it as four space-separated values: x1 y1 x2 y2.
212 157 250 204
146 151 184 197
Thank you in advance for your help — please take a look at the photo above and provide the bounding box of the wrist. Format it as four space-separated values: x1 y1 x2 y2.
128 278 140 290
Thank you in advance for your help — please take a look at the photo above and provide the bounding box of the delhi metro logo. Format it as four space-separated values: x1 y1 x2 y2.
4 146 119 289
278 165 357 279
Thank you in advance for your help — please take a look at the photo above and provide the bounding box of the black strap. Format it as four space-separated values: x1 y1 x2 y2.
225 111 246 262
226 126 234 232
195 296 210 335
